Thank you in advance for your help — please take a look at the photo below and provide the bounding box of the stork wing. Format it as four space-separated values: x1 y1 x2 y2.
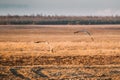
84 31 91 36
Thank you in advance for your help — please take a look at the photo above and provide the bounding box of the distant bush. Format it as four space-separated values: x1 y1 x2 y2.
0 15 120 25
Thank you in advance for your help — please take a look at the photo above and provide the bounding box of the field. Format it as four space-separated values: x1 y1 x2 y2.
0 25 120 80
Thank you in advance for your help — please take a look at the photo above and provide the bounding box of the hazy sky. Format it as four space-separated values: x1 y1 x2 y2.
0 0 120 16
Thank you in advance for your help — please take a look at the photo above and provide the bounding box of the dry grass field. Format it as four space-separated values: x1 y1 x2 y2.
0 25 120 80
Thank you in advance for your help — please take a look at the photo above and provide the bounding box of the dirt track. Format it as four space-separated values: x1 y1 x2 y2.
1 65 120 80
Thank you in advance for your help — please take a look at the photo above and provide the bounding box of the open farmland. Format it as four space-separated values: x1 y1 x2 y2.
0 25 120 80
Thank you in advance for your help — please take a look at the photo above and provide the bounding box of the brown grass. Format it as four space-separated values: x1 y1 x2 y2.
0 25 120 79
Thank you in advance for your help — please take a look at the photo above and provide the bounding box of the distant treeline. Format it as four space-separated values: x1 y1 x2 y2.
0 15 120 25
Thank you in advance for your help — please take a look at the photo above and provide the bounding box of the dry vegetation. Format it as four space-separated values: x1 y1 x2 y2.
0 25 120 80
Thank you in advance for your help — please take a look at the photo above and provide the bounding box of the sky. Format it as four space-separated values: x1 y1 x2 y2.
0 0 120 16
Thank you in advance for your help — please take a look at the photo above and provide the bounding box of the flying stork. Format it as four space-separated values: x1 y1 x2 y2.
74 30 94 41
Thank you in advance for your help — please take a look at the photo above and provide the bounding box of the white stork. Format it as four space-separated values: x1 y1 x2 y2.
74 30 94 41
